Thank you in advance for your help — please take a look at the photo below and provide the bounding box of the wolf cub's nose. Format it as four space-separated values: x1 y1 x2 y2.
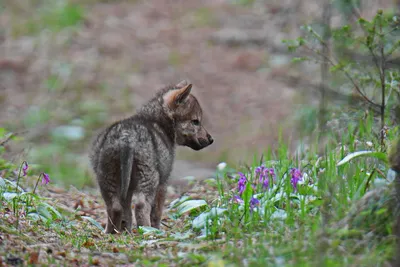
207 134 214 144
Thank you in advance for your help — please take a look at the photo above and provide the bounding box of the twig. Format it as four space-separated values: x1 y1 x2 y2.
161 221 172 229
0 130 28 146
364 168 376 193
0 133 15 146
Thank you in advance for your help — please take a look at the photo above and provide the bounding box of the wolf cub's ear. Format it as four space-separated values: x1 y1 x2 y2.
175 80 188 88
163 84 192 109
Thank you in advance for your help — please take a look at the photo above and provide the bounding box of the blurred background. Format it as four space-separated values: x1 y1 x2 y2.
1 0 399 188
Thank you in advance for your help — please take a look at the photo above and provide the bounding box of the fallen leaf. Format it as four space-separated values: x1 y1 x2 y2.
48 187 66 193
92 258 100 265
81 209 97 216
74 199 84 209
29 252 39 264
56 251 66 257
82 240 94 248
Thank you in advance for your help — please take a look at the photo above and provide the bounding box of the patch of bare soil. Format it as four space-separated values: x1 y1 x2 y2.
0 0 394 171
1 1 298 166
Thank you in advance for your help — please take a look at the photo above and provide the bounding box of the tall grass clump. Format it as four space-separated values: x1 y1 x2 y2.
176 114 398 265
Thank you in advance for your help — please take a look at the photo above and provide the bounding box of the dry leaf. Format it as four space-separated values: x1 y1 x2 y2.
82 240 95 248
28 252 39 264
56 251 66 257
74 199 84 209
91 258 100 266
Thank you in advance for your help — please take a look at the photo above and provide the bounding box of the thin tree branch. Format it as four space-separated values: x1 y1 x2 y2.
319 0 332 131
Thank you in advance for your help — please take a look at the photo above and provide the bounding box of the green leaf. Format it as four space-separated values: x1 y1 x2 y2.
242 182 253 205
337 151 388 167
0 128 6 137
270 209 287 220
168 195 191 210
37 204 53 220
38 202 63 220
329 62 346 73
291 57 309 63
358 17 367 25
170 231 193 240
242 182 253 221
3 179 24 192
3 192 18 200
81 216 104 231
27 213 48 221
176 200 208 216
138 226 165 236
192 207 227 229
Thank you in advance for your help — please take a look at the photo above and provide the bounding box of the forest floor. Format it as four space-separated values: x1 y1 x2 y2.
1 173 224 266
0 0 398 266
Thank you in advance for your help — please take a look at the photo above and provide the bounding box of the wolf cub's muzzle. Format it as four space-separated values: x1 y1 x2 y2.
188 133 213 151
199 133 213 147
206 133 214 145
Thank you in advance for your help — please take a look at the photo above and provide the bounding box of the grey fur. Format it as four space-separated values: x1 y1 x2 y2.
120 145 134 201
89 81 213 234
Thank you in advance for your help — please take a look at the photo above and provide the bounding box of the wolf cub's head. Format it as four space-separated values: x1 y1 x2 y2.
162 80 213 151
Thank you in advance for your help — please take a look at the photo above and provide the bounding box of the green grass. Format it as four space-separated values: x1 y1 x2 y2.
9 1 85 37
0 111 398 265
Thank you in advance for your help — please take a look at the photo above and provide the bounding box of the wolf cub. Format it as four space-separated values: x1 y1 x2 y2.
89 81 213 234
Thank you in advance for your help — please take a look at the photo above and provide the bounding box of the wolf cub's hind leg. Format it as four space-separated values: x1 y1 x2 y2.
151 184 167 229
121 199 133 232
105 199 123 234
134 194 153 227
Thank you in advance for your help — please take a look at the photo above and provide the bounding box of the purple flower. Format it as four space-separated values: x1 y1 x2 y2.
22 162 29 177
262 178 269 189
290 168 302 192
231 195 244 204
267 168 276 181
237 172 247 195
41 173 50 185
256 167 275 190
255 166 264 174
255 166 266 183
250 197 260 211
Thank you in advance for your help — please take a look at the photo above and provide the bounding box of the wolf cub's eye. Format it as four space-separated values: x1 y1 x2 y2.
192 119 200 126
